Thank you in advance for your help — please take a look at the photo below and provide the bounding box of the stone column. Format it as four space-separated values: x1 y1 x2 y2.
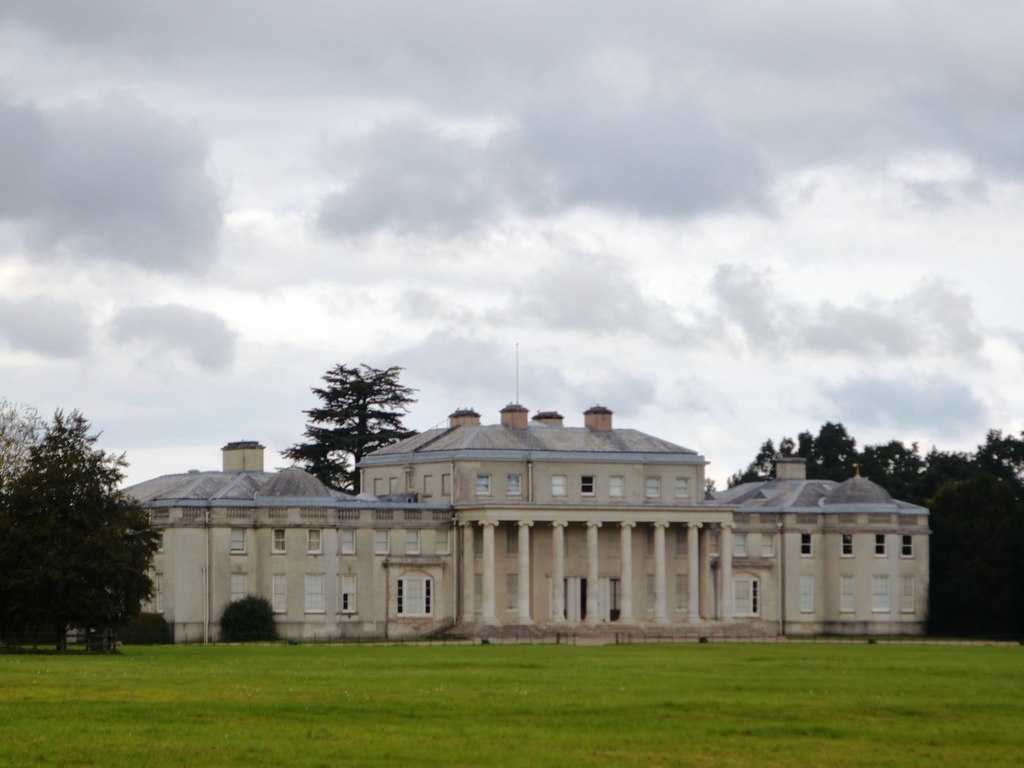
481 521 498 625
720 523 734 620
517 521 533 623
586 521 602 624
687 522 702 621
462 521 475 622
551 522 567 623
619 521 635 622
653 521 669 624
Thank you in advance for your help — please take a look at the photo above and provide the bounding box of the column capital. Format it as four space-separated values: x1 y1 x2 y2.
517 520 534 528
619 520 637 529
652 520 670 530
551 520 569 529
480 520 499 529
720 522 734 531
586 520 603 529
687 521 704 530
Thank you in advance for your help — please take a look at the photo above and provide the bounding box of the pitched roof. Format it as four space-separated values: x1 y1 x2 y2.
711 476 926 514
361 423 702 464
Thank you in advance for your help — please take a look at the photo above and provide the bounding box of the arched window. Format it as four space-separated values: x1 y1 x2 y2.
733 576 760 617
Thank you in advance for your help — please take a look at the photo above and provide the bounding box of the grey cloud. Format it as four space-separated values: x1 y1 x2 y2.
0 296 90 358
0 95 221 272
110 304 236 371
711 265 984 360
825 375 986 434
318 120 503 236
507 254 695 344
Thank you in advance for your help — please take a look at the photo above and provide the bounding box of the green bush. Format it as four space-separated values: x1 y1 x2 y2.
120 613 171 645
220 596 277 642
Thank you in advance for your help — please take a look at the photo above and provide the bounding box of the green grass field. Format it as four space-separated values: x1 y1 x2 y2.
0 642 1021 767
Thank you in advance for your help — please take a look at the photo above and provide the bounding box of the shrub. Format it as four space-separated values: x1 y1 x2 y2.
120 613 171 645
220 596 277 642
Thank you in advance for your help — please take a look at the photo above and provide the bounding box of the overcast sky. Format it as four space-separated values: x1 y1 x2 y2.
1 1 1022 488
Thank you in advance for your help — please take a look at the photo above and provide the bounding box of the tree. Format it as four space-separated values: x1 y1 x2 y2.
220 596 277 642
283 364 417 493
0 401 43 489
0 410 160 650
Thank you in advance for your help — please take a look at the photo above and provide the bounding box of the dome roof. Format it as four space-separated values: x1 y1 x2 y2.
823 476 894 506
258 468 336 499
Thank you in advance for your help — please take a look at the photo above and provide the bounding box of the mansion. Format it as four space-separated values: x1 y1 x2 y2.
128 405 929 642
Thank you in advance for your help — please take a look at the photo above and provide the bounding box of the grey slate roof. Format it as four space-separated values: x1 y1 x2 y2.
125 468 353 506
362 424 702 464
710 475 926 515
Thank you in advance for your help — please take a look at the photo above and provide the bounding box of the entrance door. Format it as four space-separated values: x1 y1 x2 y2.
565 577 585 622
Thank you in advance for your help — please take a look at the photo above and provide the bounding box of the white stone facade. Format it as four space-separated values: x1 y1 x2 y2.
130 411 930 641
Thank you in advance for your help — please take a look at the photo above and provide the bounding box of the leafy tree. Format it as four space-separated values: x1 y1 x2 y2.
0 410 160 650
220 596 277 642
928 474 1024 637
283 364 416 493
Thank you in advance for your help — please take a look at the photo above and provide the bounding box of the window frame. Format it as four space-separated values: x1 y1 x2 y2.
475 474 491 496
644 476 661 500
307 528 322 555
840 575 855 613
304 574 326 614
230 527 245 553
874 533 887 557
580 475 595 496
341 528 356 555
340 574 357 614
551 474 567 497
230 572 247 603
901 534 913 558
871 575 890 613
405 529 421 555
800 532 812 557
374 529 390 555
435 527 450 555
675 477 690 500
841 533 853 557
397 576 433 616
760 533 775 558
609 475 625 498
272 528 286 554
799 575 815 613
733 576 760 617
733 532 748 558
272 574 287 614
506 473 522 496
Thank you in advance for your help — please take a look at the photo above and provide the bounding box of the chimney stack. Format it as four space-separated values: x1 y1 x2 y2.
583 405 613 432
500 403 529 429
531 410 564 427
775 456 807 480
448 408 481 428
222 441 265 472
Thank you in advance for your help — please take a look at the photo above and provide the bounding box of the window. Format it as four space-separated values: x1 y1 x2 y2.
675 478 690 500
644 525 655 557
154 573 164 614
675 527 687 557
733 532 748 558
373 477 384 495
875 534 887 556
422 474 434 499
734 577 760 616
675 574 688 611
272 574 286 614
230 573 246 602
840 576 855 613
272 528 286 554
305 574 325 613
374 529 390 555
645 477 661 500
340 574 357 614
475 474 491 496
441 474 451 497
405 529 421 555
610 578 621 614
506 525 518 555
435 528 450 555
551 474 567 497
645 574 655 611
799 575 814 613
901 535 913 558
872 575 890 613
609 476 624 498
307 529 322 554
341 529 356 555
841 534 853 556
473 530 483 556
397 576 432 616
473 573 482 612
761 534 775 558
506 573 518 610
900 575 915 613
230 528 245 553
506 473 522 496
800 533 812 556
581 475 595 495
